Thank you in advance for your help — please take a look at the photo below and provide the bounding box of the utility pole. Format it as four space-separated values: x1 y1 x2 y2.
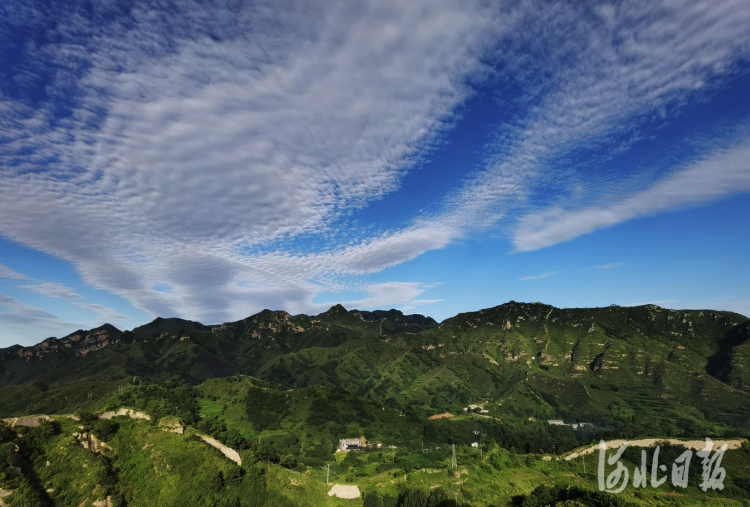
451 444 457 469
473 430 483 459
325 464 330 484
454 491 458 506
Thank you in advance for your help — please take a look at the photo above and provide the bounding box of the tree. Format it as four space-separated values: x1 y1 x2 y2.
279 454 297 469
398 489 428 507
364 490 383 507
427 488 448 507
255 444 278 464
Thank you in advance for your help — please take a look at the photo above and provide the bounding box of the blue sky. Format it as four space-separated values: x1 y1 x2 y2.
1 0 749 346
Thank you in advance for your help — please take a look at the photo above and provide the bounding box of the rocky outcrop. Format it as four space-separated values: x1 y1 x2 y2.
72 431 113 453
2 324 122 363
247 311 306 336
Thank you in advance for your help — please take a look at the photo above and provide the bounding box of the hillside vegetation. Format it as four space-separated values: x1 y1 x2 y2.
1 302 749 505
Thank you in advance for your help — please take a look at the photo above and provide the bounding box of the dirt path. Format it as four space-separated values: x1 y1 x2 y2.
561 438 747 461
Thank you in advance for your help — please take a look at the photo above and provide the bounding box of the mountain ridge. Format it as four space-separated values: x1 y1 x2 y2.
1 302 748 438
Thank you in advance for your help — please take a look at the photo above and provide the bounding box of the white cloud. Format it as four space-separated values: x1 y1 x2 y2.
0 264 27 280
446 0 750 249
0 293 84 345
512 137 750 251
596 263 625 270
339 282 432 312
0 0 749 330
75 303 131 322
519 271 557 281
0 0 504 323
19 282 84 300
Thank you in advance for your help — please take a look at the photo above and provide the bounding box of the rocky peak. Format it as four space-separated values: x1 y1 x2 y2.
3 324 123 362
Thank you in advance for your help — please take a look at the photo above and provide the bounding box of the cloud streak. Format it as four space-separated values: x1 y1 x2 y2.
19 282 84 301
512 137 750 252
75 303 131 322
0 293 84 344
519 272 557 281
0 264 27 280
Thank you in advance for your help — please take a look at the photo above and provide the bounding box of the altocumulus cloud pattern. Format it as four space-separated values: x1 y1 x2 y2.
1 0 750 343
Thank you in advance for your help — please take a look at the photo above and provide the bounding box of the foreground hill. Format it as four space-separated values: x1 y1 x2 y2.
2 376 749 507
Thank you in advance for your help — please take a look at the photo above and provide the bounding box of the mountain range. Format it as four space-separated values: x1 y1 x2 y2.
2 301 748 439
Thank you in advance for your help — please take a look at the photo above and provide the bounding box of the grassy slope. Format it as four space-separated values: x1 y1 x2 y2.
2 375 749 506
2 302 750 505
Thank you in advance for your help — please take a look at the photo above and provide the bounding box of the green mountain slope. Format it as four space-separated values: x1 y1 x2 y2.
1 302 748 440
3 376 749 507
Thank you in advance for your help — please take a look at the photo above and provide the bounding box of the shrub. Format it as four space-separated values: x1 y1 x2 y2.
279 454 297 469
0 423 14 444
364 490 383 507
93 420 120 440
518 485 636 507
398 489 428 507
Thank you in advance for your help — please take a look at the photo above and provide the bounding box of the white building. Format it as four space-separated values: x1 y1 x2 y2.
338 438 365 451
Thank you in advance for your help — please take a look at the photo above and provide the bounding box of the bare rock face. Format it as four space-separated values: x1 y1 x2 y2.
73 431 112 453
91 496 114 507
246 311 306 337
3 324 123 363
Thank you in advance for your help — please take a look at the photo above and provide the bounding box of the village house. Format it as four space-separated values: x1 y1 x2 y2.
338 436 367 451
